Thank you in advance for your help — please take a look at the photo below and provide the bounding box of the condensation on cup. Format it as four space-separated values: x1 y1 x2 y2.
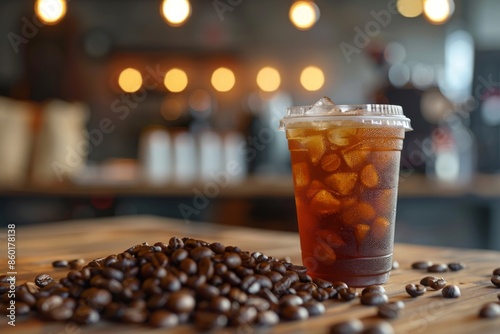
280 97 412 287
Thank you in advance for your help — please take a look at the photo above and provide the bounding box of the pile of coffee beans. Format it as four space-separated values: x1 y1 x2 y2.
410 261 466 273
1 237 354 330
329 319 395 334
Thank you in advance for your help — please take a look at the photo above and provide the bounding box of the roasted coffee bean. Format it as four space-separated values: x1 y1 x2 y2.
46 305 73 321
273 277 292 296
168 237 184 249
223 271 241 286
18 289 36 307
411 261 432 269
303 300 325 316
102 267 124 281
360 292 388 306
427 264 448 273
81 288 112 309
405 284 426 297
479 303 500 318
280 294 303 307
166 290 196 313
230 305 258 325
179 258 197 276
228 287 248 304
17 302 31 315
333 281 349 291
447 262 466 271
289 265 307 274
195 311 228 330
428 277 447 290
69 258 85 269
377 301 404 319
270 261 287 274
197 283 220 300
71 304 100 324
256 261 272 273
329 319 364 334
223 252 242 268
392 261 399 270
312 288 329 301
35 274 54 288
210 296 231 314
362 285 386 295
171 248 188 263
419 276 436 286
256 310 280 326
339 288 358 301
52 260 68 268
209 242 225 254
362 321 395 334
280 305 308 321
324 286 338 299
186 275 206 289
0 275 8 283
198 257 214 278
442 285 461 298
149 310 179 328
266 271 283 283
491 275 500 288
255 274 273 289
146 293 169 309
494 268 500 276
259 288 279 305
37 295 64 313
122 307 147 323
312 278 332 289
190 247 215 261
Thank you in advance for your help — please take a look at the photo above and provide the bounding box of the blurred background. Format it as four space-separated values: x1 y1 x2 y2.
0 0 499 249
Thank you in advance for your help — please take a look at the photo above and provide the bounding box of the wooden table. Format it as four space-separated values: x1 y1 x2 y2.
1 216 499 333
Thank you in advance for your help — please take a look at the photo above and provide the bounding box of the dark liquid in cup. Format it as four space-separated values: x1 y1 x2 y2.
286 126 404 287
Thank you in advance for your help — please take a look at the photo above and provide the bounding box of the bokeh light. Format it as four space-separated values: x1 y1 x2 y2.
423 0 454 24
160 0 191 27
289 1 320 31
35 0 67 25
388 63 410 87
300 66 325 91
211 67 236 92
256 67 281 92
384 42 407 64
164 68 188 93
118 68 142 93
161 96 186 121
397 0 423 18
189 89 212 112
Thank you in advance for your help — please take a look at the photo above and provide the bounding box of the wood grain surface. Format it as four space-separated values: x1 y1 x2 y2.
1 215 499 333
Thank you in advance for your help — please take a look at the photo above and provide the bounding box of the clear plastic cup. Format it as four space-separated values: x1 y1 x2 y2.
280 97 412 287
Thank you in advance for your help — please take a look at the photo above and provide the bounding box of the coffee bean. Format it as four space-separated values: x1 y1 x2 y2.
149 310 179 328
146 293 169 309
313 278 332 289
230 305 257 325
266 271 283 283
362 321 395 334
81 288 112 310
494 268 500 276
259 288 279 305
427 264 448 273
361 285 386 295
405 284 426 297
377 301 404 319
18 289 36 307
289 265 307 274
447 262 466 271
209 242 225 254
428 277 447 291
392 261 399 270
168 237 184 249
228 287 248 304
35 274 54 288
198 257 214 278
69 258 85 269
52 260 68 268
197 283 220 300
411 261 432 269
223 252 242 268
419 276 436 286
72 305 100 324
339 288 358 301
256 310 280 326
491 276 500 288
166 290 195 313
441 285 461 298
37 295 64 313
171 248 188 263
190 246 215 261
179 258 197 276
360 292 388 306
479 303 500 318
280 305 308 321
280 294 303 307
122 307 147 323
333 281 349 291
329 319 364 334
195 311 228 330
312 288 330 301
210 296 231 314
46 305 73 321
303 300 325 316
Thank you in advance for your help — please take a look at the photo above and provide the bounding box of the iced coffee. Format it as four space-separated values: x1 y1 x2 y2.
280 97 412 286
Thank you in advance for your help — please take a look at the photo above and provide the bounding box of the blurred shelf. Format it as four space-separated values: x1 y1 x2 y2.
1 174 500 198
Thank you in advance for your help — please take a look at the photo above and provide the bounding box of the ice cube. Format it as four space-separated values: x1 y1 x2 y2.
288 139 307 152
314 238 336 264
357 127 404 139
304 135 326 165
321 153 341 172
315 229 346 248
342 202 376 225
342 150 370 170
360 164 379 188
327 128 358 146
372 217 390 240
292 162 310 189
371 151 400 189
310 190 341 215
355 224 371 244
363 189 396 216
313 96 336 106
306 180 326 201
325 173 358 196
286 128 309 139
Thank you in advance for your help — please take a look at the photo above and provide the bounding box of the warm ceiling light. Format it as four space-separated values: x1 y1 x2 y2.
118 68 142 93
164 68 188 93
300 66 325 91
211 67 235 92
256 67 281 92
35 0 67 25
161 0 191 27
423 0 454 24
289 1 320 31
397 0 423 18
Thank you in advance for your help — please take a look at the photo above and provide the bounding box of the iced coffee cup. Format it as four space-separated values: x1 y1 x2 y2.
280 97 412 287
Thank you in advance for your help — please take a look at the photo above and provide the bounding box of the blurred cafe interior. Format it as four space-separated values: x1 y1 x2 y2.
1 0 500 249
